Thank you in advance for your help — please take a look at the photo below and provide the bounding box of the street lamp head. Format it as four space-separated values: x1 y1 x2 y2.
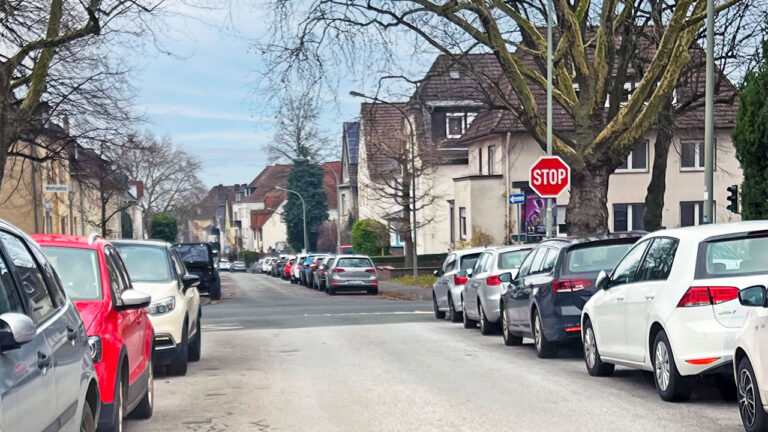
275 186 286 191
349 90 364 98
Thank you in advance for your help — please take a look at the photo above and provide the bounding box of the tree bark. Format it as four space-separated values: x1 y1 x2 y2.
566 166 611 236
643 101 674 231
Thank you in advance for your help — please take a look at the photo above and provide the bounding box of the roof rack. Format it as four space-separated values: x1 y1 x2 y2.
87 233 102 245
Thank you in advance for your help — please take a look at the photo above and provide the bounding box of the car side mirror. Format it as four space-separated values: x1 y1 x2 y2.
498 272 512 283
118 289 152 310
182 274 200 290
466 268 473 278
595 270 610 291
433 269 440 277
739 285 767 307
0 313 36 351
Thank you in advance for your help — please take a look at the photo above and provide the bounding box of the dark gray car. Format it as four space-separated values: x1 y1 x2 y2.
326 255 378 295
0 219 101 431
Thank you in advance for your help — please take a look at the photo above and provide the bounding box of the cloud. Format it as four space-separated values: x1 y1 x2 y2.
141 103 270 123
175 130 272 142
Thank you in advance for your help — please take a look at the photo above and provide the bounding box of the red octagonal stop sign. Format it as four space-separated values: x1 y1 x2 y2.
529 156 570 198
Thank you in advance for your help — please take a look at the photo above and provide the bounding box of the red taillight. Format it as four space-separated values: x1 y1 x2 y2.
552 279 592 293
486 275 502 286
310 265 317 270
678 286 740 307
365 269 376 274
454 274 468 285
686 357 720 365
322 270 327 275
333 268 345 273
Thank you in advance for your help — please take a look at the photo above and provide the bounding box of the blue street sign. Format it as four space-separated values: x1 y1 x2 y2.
509 193 525 205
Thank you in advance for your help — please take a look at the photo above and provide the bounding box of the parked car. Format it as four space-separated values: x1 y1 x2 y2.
283 257 295 279
272 257 287 277
501 234 640 358
291 255 306 284
34 234 155 430
734 285 768 432
173 242 221 300
0 220 101 431
339 245 354 255
230 261 247 272
113 240 202 376
327 255 378 295
581 222 768 402
218 258 231 272
432 247 485 322
308 254 328 290
314 256 336 291
300 254 318 285
264 257 276 273
461 245 532 335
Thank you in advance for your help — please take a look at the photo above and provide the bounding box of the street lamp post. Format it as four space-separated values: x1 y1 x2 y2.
349 90 419 282
703 0 715 223
277 186 309 253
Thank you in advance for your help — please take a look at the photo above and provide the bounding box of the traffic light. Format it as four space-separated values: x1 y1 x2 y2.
726 185 739 214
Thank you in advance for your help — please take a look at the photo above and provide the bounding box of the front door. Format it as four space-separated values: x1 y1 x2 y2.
508 248 545 331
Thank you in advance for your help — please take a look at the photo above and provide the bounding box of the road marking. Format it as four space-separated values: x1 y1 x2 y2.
202 324 245 331
303 311 431 317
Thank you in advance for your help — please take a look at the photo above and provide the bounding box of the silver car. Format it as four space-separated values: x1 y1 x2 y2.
462 246 532 334
432 247 486 322
327 255 378 295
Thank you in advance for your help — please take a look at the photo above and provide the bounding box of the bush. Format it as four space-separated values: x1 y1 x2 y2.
457 226 494 249
149 213 177 243
238 251 261 266
370 253 447 265
352 219 389 256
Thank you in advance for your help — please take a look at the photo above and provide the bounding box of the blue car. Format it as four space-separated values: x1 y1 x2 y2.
300 254 326 286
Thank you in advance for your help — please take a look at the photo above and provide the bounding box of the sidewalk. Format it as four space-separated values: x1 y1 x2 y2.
378 280 431 301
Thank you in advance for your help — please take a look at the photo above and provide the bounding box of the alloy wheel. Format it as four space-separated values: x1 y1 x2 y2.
479 305 485 332
655 341 671 391
534 314 542 351
502 308 509 340
739 368 757 427
584 327 596 369
147 361 154 410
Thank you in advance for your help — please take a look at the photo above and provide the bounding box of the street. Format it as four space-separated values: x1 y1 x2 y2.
127 273 743 432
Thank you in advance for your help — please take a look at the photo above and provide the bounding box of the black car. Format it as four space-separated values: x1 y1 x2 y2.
272 257 287 277
173 242 221 300
500 233 643 358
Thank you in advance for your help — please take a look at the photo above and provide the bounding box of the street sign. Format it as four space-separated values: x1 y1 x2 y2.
529 156 570 198
509 193 525 205
44 184 70 193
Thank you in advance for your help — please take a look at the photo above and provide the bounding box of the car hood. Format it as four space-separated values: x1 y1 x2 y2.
73 300 104 333
130 281 179 302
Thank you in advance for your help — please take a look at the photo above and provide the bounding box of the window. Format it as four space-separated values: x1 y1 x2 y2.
41 246 101 300
540 249 558 273
517 248 540 278
459 207 467 239
449 200 455 245
474 253 490 273
498 249 530 270
105 253 127 304
488 145 496 174
336 257 374 268
681 141 708 170
699 235 768 278
613 204 646 231
680 201 706 227
459 253 482 271
445 112 476 138
443 254 456 273
617 140 648 171
609 240 651 286
529 248 548 274
171 251 187 280
0 254 23 315
0 232 56 323
636 238 678 281
114 244 173 282
341 194 347 214
566 241 636 274
60 216 67 235
478 147 483 174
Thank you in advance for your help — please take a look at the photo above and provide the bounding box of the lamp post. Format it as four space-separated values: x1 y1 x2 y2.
277 186 309 253
545 0 554 238
703 0 715 223
349 90 418 281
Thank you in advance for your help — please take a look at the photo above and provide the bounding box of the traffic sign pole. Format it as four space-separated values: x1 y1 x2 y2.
546 0 554 238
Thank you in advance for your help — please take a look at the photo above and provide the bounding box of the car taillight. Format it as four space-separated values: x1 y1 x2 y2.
486 275 502 286
365 269 376 274
454 274 468 285
677 286 740 307
333 268 345 273
552 279 592 293
322 269 327 275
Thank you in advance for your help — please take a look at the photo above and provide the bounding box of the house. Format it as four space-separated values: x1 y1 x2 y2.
339 122 360 225
187 184 244 253
239 164 292 252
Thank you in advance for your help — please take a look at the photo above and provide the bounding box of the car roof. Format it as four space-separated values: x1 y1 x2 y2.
535 232 645 249
643 220 768 242
334 254 372 259
30 234 107 250
452 246 487 256
111 239 171 248
485 244 534 253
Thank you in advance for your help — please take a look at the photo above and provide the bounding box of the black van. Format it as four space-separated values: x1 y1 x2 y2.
173 242 221 300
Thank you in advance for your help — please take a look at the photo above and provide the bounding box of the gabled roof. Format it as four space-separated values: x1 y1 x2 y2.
322 161 341 208
360 103 409 179
244 165 292 203
412 54 502 105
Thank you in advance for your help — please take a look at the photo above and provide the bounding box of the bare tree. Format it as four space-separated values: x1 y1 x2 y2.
264 87 332 163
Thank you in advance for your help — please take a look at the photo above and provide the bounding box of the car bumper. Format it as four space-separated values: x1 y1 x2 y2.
482 291 502 323
329 282 378 291
97 401 118 429
666 308 739 376
153 332 183 365
147 300 185 349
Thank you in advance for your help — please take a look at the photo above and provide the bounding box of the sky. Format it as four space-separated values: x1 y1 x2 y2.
128 1 363 188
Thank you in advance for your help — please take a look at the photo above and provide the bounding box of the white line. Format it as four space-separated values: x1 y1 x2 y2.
303 311 432 317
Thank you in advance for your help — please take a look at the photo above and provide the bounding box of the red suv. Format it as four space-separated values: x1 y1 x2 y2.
32 234 155 431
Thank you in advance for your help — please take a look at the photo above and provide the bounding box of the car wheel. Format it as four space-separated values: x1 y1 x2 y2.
368 288 378 295
478 301 495 336
188 315 202 362
462 298 476 329
328 287 336 295
716 373 737 401
533 311 558 358
739 356 768 432
210 278 221 300
80 398 96 432
653 329 694 402
168 321 189 376
583 319 614 376
105 367 124 432
433 293 446 319
129 360 154 419
448 295 462 323
501 305 522 346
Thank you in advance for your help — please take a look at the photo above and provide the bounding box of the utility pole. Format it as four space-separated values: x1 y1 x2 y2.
277 186 309 253
703 0 715 223
545 0 554 238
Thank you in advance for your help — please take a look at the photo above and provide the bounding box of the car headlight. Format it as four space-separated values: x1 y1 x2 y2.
147 296 176 316
88 336 102 363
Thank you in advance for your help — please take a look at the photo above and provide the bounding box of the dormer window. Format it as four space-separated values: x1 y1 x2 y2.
449 70 460 79
445 112 477 139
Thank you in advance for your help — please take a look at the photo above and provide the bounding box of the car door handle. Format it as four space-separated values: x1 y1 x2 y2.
37 352 51 370
645 295 655 301
616 297 625 302
66 326 78 342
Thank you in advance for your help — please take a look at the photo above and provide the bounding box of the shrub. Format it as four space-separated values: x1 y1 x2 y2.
238 251 261 266
149 213 177 243
457 226 494 249
352 219 389 256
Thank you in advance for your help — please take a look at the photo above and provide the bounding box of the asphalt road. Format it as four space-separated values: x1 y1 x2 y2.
126 272 743 432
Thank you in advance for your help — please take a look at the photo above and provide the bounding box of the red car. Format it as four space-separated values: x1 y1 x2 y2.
32 234 155 431
283 258 294 279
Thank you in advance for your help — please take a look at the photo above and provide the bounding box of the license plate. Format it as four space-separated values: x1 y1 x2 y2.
350 280 364 285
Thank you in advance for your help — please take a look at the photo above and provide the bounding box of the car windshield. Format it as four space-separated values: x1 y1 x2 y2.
336 257 373 268
114 244 173 283
174 244 210 263
566 241 635 274
700 235 768 277
42 246 101 300
498 250 530 270
460 253 482 270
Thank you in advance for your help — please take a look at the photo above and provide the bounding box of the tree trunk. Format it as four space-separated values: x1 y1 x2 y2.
643 102 674 231
566 166 611 236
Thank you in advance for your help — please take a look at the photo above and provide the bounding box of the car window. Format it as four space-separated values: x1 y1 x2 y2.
610 240 651 286
171 251 187 280
498 249 530 270
517 248 541 279
699 235 768 278
0 231 57 323
42 246 102 301
442 254 456 273
528 248 548 274
105 248 129 300
460 253 481 271
473 253 489 273
336 257 374 268
174 244 211 263
636 238 678 282
114 244 173 282
566 241 636 274
540 248 558 274
0 253 23 315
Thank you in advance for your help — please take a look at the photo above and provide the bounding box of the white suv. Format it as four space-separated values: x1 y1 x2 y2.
734 285 768 431
582 221 768 402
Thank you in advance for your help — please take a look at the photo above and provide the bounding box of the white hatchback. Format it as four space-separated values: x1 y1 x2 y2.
581 221 768 402
734 285 768 431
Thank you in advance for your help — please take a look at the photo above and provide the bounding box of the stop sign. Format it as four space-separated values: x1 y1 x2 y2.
529 156 570 198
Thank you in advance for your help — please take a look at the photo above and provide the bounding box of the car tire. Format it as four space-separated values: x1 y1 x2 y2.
583 319 614 376
328 287 336 295
716 373 737 401
448 295 462 323
433 293 446 319
462 298 476 329
738 356 768 432
80 398 96 432
129 360 154 419
105 370 124 432
168 321 189 376
368 288 378 295
478 301 495 336
532 311 558 358
210 278 221 301
188 315 202 362
501 305 522 346
653 329 694 402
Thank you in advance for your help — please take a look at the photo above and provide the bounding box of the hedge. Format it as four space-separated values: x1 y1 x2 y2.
370 253 447 265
